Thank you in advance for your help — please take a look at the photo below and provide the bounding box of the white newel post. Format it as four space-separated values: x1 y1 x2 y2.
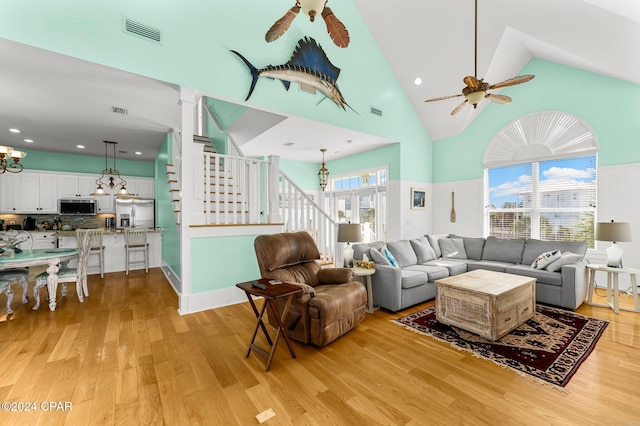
267 155 281 224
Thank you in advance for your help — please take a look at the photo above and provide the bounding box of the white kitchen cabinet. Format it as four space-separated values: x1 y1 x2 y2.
96 195 114 213
30 231 57 249
19 172 58 213
0 172 21 212
125 178 154 198
58 175 97 198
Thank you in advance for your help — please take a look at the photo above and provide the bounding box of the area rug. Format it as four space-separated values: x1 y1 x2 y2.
392 305 608 389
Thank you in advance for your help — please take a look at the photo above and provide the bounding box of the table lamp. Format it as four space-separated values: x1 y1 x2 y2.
595 220 632 268
337 223 362 267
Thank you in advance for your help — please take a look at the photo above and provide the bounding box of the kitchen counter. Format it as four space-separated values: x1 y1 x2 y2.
53 229 161 236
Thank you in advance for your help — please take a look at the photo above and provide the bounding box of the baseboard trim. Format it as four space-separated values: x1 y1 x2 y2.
161 262 181 295
177 286 247 315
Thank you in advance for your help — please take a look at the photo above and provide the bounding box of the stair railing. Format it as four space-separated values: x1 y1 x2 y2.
279 170 338 263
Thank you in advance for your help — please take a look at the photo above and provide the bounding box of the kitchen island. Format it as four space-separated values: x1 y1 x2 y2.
55 229 162 275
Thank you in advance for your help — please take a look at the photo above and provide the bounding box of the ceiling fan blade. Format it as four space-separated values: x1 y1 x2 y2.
486 93 512 104
451 100 468 115
489 74 535 89
463 75 479 89
425 93 464 103
265 5 301 42
322 7 350 48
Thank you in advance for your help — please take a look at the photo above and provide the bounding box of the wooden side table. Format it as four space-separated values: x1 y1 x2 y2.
587 264 640 313
352 267 377 314
236 278 303 371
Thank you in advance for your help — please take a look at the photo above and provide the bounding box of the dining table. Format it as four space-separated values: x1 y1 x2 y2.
0 248 81 311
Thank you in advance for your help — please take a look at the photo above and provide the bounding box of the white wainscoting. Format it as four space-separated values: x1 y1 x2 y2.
432 179 485 237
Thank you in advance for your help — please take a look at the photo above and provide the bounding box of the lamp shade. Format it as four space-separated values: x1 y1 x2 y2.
595 221 632 242
337 223 362 243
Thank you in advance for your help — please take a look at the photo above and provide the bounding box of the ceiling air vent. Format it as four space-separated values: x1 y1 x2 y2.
122 16 162 44
370 106 383 117
112 106 128 115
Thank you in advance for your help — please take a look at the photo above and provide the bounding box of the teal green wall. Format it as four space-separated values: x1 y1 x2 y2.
433 59 640 183
280 159 322 190
0 0 431 184
191 235 260 293
155 134 181 278
21 149 153 177
328 144 402 181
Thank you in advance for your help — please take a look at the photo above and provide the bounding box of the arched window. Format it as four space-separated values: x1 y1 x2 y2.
484 111 598 246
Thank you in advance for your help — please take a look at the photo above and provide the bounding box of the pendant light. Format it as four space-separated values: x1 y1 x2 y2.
318 148 329 191
92 141 128 196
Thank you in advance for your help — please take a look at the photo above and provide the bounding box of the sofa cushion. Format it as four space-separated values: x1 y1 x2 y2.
400 269 429 289
353 241 386 262
481 237 526 264
426 234 448 258
505 265 562 286
424 259 468 276
382 247 399 267
521 239 587 265
531 250 561 269
463 238 486 260
387 240 418 268
439 238 467 259
465 260 513 273
370 248 391 266
545 252 585 272
405 264 449 282
410 237 437 263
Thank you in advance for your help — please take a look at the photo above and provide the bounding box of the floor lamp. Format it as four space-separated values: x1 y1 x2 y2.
595 220 632 268
338 223 362 268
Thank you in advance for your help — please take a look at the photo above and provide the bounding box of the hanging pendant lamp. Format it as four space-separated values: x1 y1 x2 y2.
92 141 128 196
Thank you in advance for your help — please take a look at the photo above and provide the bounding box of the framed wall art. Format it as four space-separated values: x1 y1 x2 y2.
411 188 426 210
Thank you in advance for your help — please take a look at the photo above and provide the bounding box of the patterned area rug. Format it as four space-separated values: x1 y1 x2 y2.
393 304 608 389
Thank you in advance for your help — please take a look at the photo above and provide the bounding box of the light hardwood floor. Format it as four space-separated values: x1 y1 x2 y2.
1 269 639 425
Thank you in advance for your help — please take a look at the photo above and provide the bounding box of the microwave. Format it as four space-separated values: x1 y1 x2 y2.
59 198 98 215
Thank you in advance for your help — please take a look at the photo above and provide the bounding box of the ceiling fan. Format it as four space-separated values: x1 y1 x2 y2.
425 0 534 115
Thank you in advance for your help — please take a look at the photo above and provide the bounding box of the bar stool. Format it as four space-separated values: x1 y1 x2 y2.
76 228 105 278
124 229 149 275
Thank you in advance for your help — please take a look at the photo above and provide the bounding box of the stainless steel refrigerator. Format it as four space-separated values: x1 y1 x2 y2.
115 198 155 229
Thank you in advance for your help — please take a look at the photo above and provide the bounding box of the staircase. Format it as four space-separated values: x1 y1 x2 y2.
166 131 338 260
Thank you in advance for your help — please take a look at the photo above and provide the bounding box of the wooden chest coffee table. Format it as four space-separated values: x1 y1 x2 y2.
435 269 536 341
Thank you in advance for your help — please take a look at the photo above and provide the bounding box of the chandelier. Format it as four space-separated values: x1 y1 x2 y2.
0 145 27 174
92 141 128 196
318 148 329 191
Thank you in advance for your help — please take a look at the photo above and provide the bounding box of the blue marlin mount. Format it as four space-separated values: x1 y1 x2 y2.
231 37 354 112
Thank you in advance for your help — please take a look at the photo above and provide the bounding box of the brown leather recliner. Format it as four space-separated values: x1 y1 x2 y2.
254 231 367 347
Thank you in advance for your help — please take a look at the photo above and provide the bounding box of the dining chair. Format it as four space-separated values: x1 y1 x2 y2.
0 268 29 314
76 228 105 278
32 231 92 310
124 228 149 275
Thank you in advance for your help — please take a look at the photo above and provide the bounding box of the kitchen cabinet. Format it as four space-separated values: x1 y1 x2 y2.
30 231 57 249
0 172 21 212
58 175 97 198
16 172 58 213
125 178 154 198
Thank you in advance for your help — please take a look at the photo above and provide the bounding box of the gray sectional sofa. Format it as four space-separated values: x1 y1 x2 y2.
353 234 588 312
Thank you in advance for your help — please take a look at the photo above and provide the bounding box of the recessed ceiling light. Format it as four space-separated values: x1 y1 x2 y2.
282 142 295 147
76 145 85 149
414 77 422 85
9 128 20 133
24 139 34 143
135 151 142 155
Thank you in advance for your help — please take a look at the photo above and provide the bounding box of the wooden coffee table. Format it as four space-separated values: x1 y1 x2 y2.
435 269 536 341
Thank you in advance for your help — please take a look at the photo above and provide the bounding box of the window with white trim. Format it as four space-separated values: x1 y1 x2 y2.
484 111 598 247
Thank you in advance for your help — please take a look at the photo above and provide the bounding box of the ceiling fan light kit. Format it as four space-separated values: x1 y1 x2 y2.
425 0 534 115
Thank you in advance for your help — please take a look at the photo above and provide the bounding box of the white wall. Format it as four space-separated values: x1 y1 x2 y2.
432 179 485 236
391 180 432 241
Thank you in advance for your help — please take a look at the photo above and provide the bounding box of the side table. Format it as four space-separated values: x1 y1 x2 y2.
586 264 640 313
236 278 303 371
352 267 377 314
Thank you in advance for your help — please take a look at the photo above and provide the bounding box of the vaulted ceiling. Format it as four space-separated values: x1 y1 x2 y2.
0 1 637 162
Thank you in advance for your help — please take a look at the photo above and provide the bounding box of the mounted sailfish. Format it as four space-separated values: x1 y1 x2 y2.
231 37 354 112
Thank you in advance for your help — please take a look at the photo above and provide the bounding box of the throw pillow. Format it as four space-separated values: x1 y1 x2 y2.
382 247 399 267
439 238 467 259
369 248 391 266
387 240 418 267
426 234 448 258
531 250 561 269
411 237 437 263
545 252 584 272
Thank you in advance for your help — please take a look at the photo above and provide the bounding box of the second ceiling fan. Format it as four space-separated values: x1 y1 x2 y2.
425 0 535 115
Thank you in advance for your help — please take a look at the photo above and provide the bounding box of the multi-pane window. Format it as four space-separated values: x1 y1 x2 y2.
486 156 597 247
327 167 388 243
